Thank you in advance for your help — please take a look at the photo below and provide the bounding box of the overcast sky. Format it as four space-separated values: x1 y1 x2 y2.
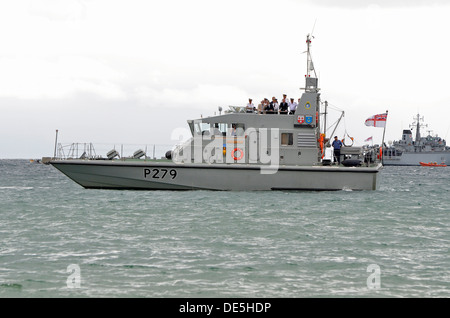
1 0 450 158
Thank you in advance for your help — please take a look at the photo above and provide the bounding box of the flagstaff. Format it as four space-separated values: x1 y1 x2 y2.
381 110 389 165
364 111 388 165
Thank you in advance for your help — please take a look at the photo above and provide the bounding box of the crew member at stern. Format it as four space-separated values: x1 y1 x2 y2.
332 136 343 164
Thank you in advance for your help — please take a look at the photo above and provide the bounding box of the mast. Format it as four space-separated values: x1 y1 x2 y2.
323 101 328 138
410 114 427 145
306 34 312 78
381 110 388 165
53 129 59 159
415 114 421 142
302 34 322 157
302 34 320 114
301 34 319 93
305 34 318 81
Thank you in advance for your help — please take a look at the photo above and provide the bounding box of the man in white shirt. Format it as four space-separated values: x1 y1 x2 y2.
288 98 297 114
270 97 279 114
246 98 255 113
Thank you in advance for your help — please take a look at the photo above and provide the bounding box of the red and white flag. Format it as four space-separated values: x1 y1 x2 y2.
365 136 373 142
365 113 387 127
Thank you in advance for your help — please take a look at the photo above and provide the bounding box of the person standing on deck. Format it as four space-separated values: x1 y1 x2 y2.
270 97 279 114
246 99 255 113
332 136 343 164
279 98 289 114
288 98 297 114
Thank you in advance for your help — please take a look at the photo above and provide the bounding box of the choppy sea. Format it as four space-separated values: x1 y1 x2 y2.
0 159 449 298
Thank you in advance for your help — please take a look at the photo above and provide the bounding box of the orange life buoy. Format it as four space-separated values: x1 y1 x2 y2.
231 148 244 161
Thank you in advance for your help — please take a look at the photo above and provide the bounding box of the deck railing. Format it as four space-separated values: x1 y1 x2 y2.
54 142 176 161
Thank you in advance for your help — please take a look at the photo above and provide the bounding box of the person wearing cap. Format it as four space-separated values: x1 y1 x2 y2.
332 136 343 164
246 98 255 113
288 98 297 114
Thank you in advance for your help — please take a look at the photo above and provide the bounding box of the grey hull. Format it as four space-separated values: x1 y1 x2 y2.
50 160 382 191
383 152 450 166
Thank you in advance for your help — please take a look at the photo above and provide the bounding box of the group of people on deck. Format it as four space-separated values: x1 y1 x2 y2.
246 94 299 115
245 96 345 165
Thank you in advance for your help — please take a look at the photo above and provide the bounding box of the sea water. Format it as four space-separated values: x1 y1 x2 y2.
0 159 449 297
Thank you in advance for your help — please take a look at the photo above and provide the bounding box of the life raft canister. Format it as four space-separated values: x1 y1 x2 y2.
231 148 244 161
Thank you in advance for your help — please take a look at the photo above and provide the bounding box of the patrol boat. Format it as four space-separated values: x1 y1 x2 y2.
383 114 450 166
48 35 382 191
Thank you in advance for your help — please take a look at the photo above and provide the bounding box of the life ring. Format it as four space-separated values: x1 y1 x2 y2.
231 148 244 161
342 136 354 147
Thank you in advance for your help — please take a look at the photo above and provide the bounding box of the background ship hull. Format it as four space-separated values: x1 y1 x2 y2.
50 160 381 191
383 152 450 166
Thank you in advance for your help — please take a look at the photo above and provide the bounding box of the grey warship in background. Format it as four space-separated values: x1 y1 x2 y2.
47 34 382 190
383 114 450 166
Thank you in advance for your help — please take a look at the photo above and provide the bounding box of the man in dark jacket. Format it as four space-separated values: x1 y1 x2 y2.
332 136 343 164
279 98 289 114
